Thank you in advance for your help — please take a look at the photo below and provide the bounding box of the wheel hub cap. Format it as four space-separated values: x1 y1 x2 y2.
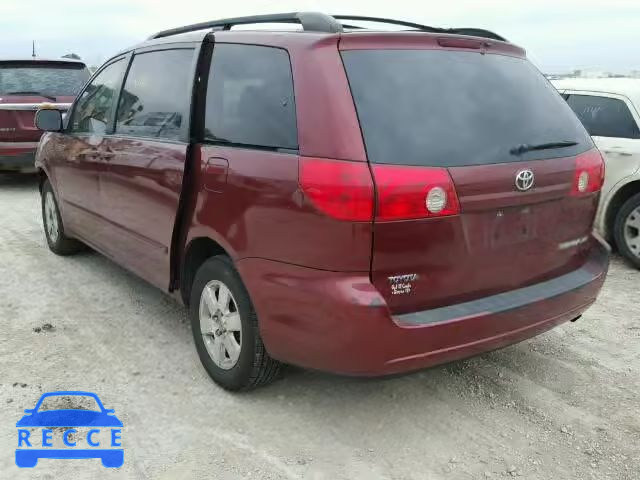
44 192 59 243
198 280 242 370
624 206 640 258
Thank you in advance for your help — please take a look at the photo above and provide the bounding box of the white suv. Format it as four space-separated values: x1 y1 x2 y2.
554 78 640 268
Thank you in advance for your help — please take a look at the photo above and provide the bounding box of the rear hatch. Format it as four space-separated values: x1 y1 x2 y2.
341 37 602 314
0 60 89 146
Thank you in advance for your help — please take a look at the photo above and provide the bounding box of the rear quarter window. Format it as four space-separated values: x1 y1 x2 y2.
565 94 640 139
341 50 592 167
204 44 297 150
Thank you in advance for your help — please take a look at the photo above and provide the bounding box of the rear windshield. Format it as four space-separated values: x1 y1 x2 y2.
0 62 89 97
341 50 592 167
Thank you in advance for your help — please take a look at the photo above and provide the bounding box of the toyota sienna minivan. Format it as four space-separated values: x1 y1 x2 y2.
33 13 609 390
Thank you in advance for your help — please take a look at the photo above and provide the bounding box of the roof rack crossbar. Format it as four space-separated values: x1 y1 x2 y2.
148 12 343 39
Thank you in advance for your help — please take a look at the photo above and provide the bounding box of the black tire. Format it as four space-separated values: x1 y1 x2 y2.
189 255 282 391
613 192 640 269
41 180 83 256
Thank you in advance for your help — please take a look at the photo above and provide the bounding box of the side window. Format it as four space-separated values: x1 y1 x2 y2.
70 59 126 134
116 49 195 141
204 44 297 150
566 94 640 139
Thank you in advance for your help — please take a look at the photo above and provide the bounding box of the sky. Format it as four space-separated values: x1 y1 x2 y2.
1 0 638 74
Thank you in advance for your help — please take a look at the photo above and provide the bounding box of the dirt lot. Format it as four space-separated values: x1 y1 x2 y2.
0 173 638 479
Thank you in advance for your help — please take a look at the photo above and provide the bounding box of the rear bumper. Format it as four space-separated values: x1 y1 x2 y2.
0 145 36 172
237 234 609 376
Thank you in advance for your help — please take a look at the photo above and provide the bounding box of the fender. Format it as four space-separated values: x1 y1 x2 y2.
596 168 640 238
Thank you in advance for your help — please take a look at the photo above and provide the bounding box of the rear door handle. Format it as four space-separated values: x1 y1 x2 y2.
100 146 116 160
603 150 632 156
78 148 100 161
204 157 229 193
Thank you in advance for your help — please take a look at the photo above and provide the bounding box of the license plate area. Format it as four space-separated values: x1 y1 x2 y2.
490 206 536 248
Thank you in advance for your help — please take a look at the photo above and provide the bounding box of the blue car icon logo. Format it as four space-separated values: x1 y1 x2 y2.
16 391 123 468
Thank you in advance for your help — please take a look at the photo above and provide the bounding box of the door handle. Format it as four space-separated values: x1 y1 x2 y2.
99 147 116 160
204 157 229 193
603 150 632 156
78 148 99 161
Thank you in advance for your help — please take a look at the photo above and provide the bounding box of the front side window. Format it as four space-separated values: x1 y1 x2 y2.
70 59 126 134
565 94 640 139
204 44 297 150
116 49 195 141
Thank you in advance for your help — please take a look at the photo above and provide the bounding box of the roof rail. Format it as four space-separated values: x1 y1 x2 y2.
148 12 343 39
333 15 506 41
148 12 506 43
445 28 507 42
332 15 444 33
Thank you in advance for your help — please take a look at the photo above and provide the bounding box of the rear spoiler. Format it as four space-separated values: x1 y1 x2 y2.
0 103 72 111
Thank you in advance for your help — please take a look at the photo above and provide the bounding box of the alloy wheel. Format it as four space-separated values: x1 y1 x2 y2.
624 206 640 258
199 280 242 370
44 191 59 243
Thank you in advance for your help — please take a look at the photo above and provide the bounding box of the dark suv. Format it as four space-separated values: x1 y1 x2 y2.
0 58 89 172
34 13 609 390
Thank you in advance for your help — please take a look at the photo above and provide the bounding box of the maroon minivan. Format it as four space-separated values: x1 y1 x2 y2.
0 58 89 172
33 13 609 390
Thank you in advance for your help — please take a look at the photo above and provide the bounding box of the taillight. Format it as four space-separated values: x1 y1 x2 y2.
571 149 605 196
372 165 460 220
299 157 374 221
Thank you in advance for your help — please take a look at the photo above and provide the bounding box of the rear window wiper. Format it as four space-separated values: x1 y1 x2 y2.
510 140 578 156
4 91 57 102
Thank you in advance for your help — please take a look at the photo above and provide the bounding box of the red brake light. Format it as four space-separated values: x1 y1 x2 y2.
372 165 460 221
299 157 374 221
571 149 605 196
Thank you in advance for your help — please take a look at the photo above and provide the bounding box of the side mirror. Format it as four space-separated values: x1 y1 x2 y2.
104 409 115 414
23 409 34 414
35 108 63 132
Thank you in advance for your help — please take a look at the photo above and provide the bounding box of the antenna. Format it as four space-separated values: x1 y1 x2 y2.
32 40 36 58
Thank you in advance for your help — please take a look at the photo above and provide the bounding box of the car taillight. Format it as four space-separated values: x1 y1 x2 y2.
571 149 605 196
299 157 374 221
372 165 460 220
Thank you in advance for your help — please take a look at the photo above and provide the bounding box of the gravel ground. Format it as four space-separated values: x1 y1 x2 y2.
1 173 638 480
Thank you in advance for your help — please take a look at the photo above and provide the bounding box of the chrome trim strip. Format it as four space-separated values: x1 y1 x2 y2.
0 141 39 148
0 103 72 111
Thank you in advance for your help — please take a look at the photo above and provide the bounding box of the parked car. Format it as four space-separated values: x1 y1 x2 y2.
0 57 89 172
553 79 640 268
34 13 609 391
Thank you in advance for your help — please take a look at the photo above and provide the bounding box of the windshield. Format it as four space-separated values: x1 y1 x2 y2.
341 50 592 166
37 395 101 412
0 62 89 97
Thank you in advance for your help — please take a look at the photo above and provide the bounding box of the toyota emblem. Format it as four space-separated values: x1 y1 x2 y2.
515 169 535 191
